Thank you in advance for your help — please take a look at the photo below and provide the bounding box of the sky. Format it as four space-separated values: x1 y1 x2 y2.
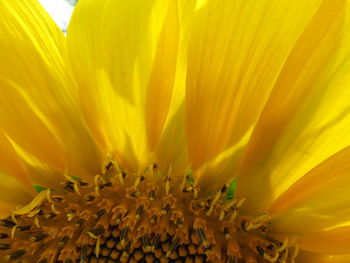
38 0 75 32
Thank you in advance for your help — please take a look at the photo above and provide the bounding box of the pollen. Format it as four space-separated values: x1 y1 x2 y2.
0 162 299 263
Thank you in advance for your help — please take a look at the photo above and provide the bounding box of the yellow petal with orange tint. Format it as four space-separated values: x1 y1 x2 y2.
0 172 33 216
0 131 31 190
298 226 350 254
297 251 350 263
0 1 101 180
236 0 350 213
269 146 350 234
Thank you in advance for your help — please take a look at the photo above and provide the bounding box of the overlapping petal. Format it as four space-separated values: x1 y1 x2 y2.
269 146 350 235
184 0 327 188
235 0 350 213
67 0 183 171
0 0 102 180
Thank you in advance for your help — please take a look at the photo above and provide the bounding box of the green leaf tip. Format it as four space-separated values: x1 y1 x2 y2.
227 179 237 200
186 169 194 183
33 184 48 193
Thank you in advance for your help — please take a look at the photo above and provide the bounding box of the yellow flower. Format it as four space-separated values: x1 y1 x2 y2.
0 0 350 262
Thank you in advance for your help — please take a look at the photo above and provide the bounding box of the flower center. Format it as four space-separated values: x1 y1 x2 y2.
0 162 298 263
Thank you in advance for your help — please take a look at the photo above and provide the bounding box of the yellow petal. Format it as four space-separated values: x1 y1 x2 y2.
0 172 33 216
0 0 101 180
298 226 350 254
185 0 326 181
145 0 179 150
0 201 19 218
152 0 200 173
67 0 179 171
325 254 350 263
235 0 349 213
297 251 350 263
269 146 350 234
0 131 31 189
9 140 66 190
154 102 189 173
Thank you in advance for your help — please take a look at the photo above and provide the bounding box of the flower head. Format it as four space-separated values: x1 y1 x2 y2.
0 0 350 262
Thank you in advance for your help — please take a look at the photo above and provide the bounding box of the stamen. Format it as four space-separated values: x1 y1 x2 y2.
7 249 26 260
0 161 298 263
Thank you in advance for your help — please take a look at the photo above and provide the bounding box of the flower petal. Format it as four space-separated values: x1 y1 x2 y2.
184 0 326 178
269 146 350 234
298 226 350 254
0 0 102 179
0 131 31 189
0 172 33 216
297 251 350 263
235 0 350 213
67 0 180 170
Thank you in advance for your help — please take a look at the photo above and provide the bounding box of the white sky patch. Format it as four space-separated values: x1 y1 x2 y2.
39 0 74 32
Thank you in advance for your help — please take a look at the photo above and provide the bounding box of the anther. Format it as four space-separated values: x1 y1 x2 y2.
85 195 95 202
76 218 85 228
8 249 26 260
115 213 123 224
80 245 87 263
256 246 265 256
45 212 57 219
58 236 69 248
94 209 106 219
105 161 113 170
63 181 75 192
79 181 89 187
0 233 9 239
18 226 31 234
196 228 208 248
0 243 11 250
87 227 104 237
223 227 232 240
267 244 275 250
162 204 171 214
131 191 140 197
29 233 49 242
118 171 125 186
52 196 64 202
278 238 289 252
136 205 144 218
167 237 180 257
120 227 129 245
149 190 156 200
241 220 248 232
1 219 16 228
102 181 113 187
151 234 160 248
176 218 183 227
220 184 228 193
150 215 157 224
142 234 150 247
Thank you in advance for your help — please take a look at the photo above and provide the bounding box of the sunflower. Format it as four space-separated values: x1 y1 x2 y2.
0 0 350 262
